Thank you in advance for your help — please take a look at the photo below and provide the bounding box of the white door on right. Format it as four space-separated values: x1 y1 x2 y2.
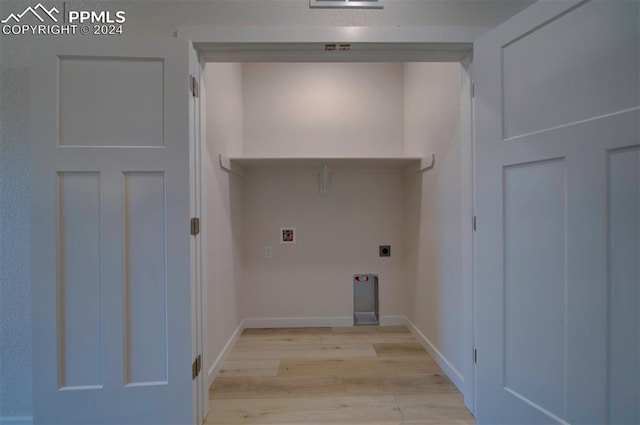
474 1 639 423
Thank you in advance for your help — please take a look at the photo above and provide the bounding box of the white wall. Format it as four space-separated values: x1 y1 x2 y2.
203 64 244 387
241 167 406 323
243 63 404 157
403 63 466 388
237 62 409 325
0 0 533 418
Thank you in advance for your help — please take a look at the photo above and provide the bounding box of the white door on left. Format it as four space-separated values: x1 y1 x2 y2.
31 37 195 424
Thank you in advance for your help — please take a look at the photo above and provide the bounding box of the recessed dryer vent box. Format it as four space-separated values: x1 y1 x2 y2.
353 274 379 326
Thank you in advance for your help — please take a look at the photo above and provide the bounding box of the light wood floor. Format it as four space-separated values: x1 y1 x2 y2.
205 326 475 424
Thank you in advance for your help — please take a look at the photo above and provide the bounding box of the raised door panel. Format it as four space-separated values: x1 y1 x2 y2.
59 58 164 147
503 159 566 418
123 172 168 385
608 147 639 424
57 172 103 389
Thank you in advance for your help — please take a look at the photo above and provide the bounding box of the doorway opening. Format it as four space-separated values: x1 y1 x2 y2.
194 54 474 420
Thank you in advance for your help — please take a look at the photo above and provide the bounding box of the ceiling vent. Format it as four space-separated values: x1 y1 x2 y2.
310 0 383 9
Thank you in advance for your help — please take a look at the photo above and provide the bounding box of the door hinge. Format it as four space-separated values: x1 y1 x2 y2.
474 349 477 364
190 217 200 236
192 354 202 380
190 74 199 98
473 216 477 232
471 82 475 98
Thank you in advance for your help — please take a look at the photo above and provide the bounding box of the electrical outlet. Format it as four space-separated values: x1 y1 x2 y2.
264 246 273 259
379 245 391 257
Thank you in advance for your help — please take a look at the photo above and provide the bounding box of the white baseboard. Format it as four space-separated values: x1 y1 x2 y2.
405 317 465 392
206 321 245 390
0 417 33 425
379 315 407 326
243 315 409 329
243 316 353 328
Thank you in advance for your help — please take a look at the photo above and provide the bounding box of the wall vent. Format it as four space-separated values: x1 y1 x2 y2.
310 0 383 9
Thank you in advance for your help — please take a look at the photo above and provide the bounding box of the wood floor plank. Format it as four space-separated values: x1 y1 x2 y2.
396 393 475 423
330 326 410 334
398 421 474 425
234 336 323 347
205 395 403 424
236 327 413 347
218 360 280 377
279 357 442 378
226 422 455 425
235 330 416 347
229 344 377 360
319 334 418 345
344 373 458 395
242 327 332 335
210 376 346 399
267 422 471 425
372 342 432 358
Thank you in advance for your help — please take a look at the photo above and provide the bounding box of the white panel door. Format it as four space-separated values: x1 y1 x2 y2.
474 1 639 423
31 37 195 424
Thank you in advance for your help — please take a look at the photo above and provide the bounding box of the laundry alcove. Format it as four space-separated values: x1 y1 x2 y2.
200 59 472 405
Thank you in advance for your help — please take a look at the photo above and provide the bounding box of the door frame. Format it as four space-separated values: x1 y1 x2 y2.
189 45 207 425
178 24 478 413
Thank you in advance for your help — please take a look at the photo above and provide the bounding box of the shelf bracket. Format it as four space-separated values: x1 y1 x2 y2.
404 153 435 176
218 154 244 177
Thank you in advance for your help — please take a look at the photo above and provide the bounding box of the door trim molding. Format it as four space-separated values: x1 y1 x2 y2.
185 25 479 416
177 25 477 62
